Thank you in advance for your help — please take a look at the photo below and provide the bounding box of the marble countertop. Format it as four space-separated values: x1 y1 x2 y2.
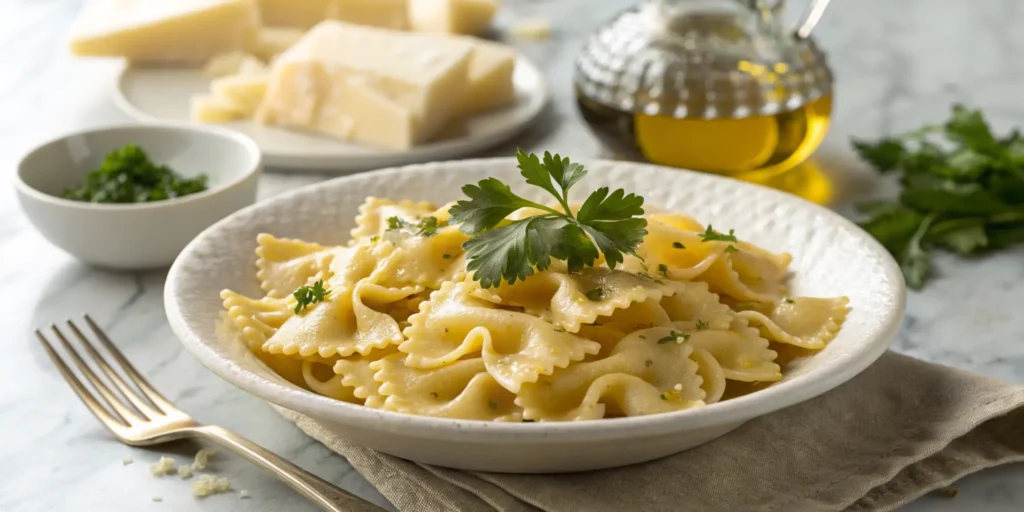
1 0 1022 510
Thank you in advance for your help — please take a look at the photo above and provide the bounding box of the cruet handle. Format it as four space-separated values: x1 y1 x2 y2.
762 0 831 39
793 0 831 39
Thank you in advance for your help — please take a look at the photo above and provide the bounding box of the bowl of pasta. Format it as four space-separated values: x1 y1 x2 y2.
165 153 906 473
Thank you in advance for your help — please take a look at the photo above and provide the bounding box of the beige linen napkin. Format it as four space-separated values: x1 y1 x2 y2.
275 352 1024 512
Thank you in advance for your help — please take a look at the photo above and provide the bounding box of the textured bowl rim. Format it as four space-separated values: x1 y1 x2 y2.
14 122 262 211
165 158 906 443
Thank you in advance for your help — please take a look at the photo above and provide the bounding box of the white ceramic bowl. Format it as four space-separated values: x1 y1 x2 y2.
165 158 906 473
15 123 261 269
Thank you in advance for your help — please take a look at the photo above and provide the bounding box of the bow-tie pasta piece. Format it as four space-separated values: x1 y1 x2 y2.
596 295 671 334
640 214 792 303
658 280 734 330
690 348 726 404
296 347 400 407
516 328 706 421
255 234 335 298
350 197 437 240
263 280 422 359
326 241 392 290
372 354 521 421
680 319 781 382
736 296 850 349
220 290 293 349
471 267 679 333
401 281 601 393
370 225 469 289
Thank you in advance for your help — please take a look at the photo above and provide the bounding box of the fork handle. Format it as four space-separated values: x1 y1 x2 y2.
193 425 387 512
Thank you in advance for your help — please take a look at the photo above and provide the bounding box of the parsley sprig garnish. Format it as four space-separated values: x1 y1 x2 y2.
853 105 1024 289
293 280 330 314
449 150 648 288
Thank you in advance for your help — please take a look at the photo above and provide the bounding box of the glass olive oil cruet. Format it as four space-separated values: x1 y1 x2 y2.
574 0 834 201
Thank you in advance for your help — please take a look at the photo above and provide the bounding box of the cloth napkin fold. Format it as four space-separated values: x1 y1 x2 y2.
275 352 1024 512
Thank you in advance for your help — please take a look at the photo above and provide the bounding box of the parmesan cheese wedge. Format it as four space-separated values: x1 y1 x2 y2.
257 0 407 30
409 0 499 35
255 21 474 149
69 0 261 63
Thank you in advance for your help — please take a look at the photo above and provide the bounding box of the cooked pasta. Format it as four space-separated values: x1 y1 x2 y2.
220 197 850 422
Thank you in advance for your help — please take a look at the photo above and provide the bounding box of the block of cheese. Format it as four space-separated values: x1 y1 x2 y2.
203 52 266 78
458 39 516 116
211 74 269 116
255 27 306 61
258 0 407 30
409 0 498 35
191 94 244 123
69 0 260 63
255 21 474 149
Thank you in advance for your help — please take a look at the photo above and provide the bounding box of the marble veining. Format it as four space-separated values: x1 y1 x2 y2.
0 0 1021 510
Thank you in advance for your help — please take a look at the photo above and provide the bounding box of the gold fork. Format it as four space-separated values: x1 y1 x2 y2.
37 314 385 512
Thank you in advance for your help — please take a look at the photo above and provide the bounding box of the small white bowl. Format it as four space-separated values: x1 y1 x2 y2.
165 158 906 473
15 123 261 269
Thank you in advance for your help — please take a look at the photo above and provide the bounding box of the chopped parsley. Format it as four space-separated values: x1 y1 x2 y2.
695 319 709 330
784 298 795 304
488 400 498 410
659 393 668 400
62 144 208 203
725 244 739 253
672 241 685 249
644 359 654 367
292 280 330 314
387 215 442 237
442 253 452 259
584 287 606 301
699 225 738 243
657 330 690 344
657 263 669 277
448 149 648 288
430 392 439 398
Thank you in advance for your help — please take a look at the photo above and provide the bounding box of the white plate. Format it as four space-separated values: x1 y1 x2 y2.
114 56 547 171
165 158 906 473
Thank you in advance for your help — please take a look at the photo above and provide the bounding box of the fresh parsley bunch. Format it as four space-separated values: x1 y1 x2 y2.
854 105 1024 289
449 150 648 288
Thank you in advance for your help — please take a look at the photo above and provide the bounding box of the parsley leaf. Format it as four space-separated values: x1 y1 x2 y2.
854 104 1024 288
585 287 605 301
699 225 738 243
695 319 709 330
293 280 330 314
450 149 648 287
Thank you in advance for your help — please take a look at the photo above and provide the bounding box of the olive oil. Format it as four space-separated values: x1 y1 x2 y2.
572 0 837 204
577 92 834 201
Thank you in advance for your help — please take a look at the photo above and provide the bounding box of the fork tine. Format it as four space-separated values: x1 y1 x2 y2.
36 330 128 432
66 319 161 420
83 315 180 415
51 324 145 426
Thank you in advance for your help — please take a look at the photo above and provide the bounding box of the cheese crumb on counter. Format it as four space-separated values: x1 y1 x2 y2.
511 18 551 40
191 448 216 471
152 496 163 502
177 465 194 479
122 456 134 466
192 474 232 498
150 456 177 477
239 490 251 499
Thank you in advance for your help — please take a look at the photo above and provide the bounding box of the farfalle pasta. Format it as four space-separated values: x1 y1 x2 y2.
220 197 850 422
